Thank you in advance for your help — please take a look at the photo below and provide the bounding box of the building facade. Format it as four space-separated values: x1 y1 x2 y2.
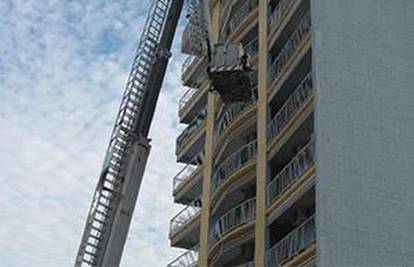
168 0 414 266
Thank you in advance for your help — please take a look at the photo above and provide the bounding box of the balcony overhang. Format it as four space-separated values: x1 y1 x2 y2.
173 166 203 205
176 123 206 164
170 213 201 249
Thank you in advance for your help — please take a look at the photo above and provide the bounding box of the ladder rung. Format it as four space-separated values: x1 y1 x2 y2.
82 259 96 266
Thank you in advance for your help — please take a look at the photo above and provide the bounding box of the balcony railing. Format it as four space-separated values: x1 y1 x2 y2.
212 140 257 192
182 56 198 78
266 140 314 206
179 88 199 112
267 72 313 143
267 0 296 35
177 110 206 149
173 164 201 193
167 248 198 267
215 103 250 140
170 205 201 237
244 37 259 56
265 215 316 267
222 0 258 39
268 12 311 84
211 197 256 243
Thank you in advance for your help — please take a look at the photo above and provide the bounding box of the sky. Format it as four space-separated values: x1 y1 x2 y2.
0 1 189 266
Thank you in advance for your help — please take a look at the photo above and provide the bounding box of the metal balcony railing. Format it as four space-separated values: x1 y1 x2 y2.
182 56 198 78
212 140 257 192
267 0 296 34
267 72 313 143
244 37 259 56
211 197 256 243
170 205 201 237
173 164 201 193
265 215 316 267
268 12 311 84
179 88 199 112
167 248 198 267
214 103 250 140
266 140 314 206
177 110 206 149
222 0 258 39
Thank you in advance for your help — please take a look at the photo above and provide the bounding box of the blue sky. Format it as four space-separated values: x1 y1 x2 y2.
0 1 188 266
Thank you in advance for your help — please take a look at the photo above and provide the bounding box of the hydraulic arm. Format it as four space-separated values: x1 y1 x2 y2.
75 1 184 266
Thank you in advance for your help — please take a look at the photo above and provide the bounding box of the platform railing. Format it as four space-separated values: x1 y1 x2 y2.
212 140 257 192
267 72 312 143
266 140 314 206
167 248 198 267
173 164 201 193
265 215 316 267
170 205 201 237
268 12 311 84
267 0 296 34
176 110 206 149
211 197 256 244
222 0 258 39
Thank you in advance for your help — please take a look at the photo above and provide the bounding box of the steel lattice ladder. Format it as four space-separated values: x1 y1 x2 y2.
75 0 184 266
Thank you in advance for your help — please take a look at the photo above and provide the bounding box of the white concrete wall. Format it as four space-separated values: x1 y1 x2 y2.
312 0 414 266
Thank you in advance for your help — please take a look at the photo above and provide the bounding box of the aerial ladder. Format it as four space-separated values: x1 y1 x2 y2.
75 0 255 266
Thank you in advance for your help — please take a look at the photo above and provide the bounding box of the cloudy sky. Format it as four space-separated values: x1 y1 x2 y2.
0 1 188 266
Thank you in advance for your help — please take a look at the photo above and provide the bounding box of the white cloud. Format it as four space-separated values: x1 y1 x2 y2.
0 1 188 266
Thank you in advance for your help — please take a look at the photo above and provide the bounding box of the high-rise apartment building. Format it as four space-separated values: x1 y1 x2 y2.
167 0 414 266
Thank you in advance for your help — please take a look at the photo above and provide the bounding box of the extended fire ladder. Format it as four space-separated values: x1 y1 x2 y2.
75 0 183 266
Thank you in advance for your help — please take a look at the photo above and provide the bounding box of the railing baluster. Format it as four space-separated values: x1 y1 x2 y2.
268 12 311 84
265 215 316 267
212 140 257 192
210 198 256 246
267 72 313 143
266 139 314 206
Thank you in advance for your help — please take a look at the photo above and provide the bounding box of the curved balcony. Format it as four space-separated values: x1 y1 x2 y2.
176 110 206 163
268 12 311 88
173 164 203 204
221 0 258 40
210 197 256 246
267 140 314 207
182 56 198 79
167 249 198 267
212 140 257 194
179 86 208 124
215 103 250 140
182 56 207 88
169 205 201 248
265 215 316 267
267 72 313 146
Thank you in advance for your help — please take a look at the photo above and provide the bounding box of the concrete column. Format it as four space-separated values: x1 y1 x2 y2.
254 0 268 266
198 1 220 266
